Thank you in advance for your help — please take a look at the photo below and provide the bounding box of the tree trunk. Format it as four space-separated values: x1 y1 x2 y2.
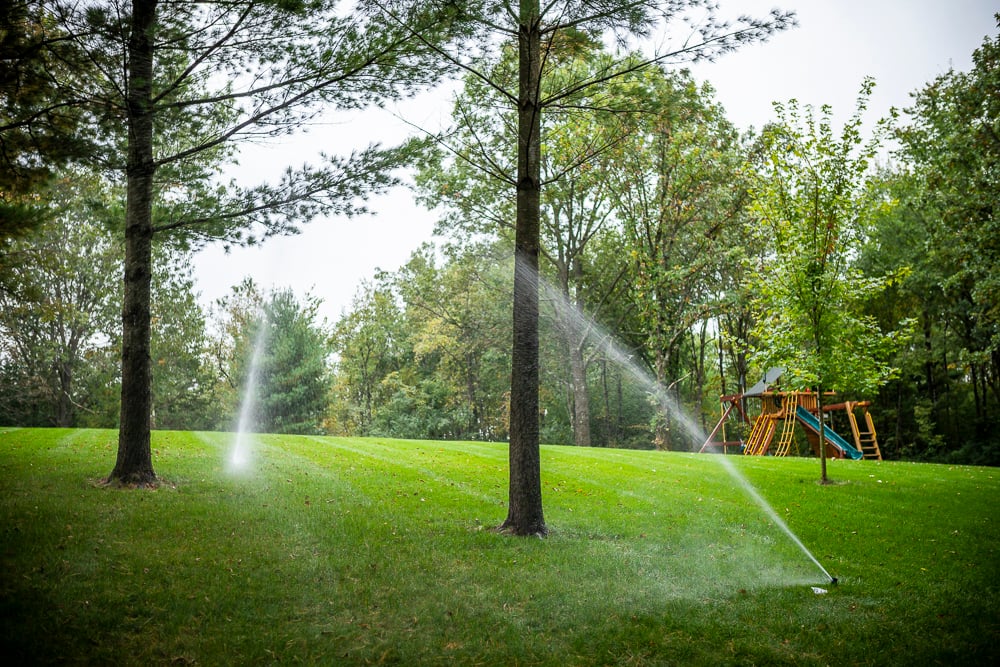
653 350 671 450
600 358 611 446
695 322 708 431
817 387 829 484
56 358 72 427
108 0 158 486
569 340 591 447
501 0 546 536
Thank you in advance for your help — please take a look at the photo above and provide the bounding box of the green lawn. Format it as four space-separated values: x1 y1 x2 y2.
1 428 997 665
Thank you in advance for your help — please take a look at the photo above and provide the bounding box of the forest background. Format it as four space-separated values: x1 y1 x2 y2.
2 1 998 466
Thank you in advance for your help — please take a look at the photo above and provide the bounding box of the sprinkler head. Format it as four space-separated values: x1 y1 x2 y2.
830 576 838 586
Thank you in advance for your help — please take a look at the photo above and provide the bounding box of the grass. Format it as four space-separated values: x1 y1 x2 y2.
1 428 997 665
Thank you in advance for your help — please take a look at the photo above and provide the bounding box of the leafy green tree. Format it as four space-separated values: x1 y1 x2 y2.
149 255 218 431
749 81 905 482
330 276 409 435
395 242 513 441
329 241 514 442
206 278 265 428
608 69 749 450
853 168 948 460
893 19 1000 451
0 171 121 426
0 166 218 430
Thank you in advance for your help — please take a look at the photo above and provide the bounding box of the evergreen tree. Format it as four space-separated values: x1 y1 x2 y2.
0 0 94 242
256 289 331 435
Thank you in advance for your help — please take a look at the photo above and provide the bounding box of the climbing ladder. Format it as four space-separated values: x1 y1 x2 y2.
773 393 798 457
744 413 776 455
846 402 882 460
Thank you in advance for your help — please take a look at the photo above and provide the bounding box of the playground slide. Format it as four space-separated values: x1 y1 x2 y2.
795 406 864 460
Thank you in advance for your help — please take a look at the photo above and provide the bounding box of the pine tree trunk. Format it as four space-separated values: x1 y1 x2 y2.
108 0 158 486
501 0 546 536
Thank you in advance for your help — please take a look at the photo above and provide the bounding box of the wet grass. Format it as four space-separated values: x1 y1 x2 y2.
1 428 997 665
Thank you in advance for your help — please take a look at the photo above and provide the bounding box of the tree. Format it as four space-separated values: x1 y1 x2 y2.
0 171 121 427
330 276 409 434
894 19 1000 448
255 289 332 434
749 80 904 483
211 282 333 435
608 68 749 450
0 0 95 243
30 0 461 484
418 43 641 449
400 0 794 534
149 254 218 431
0 166 221 430
396 242 513 440
206 278 265 428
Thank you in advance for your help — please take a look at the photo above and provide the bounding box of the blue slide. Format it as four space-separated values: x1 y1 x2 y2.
795 406 864 460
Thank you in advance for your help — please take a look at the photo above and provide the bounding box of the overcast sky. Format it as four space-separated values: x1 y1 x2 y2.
190 0 998 324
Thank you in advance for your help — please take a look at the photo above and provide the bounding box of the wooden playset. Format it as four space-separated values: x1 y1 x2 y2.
699 368 882 461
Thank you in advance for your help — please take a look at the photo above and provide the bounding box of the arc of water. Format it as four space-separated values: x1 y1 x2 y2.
540 274 834 584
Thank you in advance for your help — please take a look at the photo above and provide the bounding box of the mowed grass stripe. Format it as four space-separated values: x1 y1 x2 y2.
1 428 997 666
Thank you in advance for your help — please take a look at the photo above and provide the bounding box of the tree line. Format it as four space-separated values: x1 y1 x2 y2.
1 2 997 532
333 25 1000 468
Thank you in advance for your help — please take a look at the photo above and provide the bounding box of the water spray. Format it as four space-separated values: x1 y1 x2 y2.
230 313 269 471
539 273 839 589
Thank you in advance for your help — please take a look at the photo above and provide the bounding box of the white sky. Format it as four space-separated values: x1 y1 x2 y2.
190 0 997 325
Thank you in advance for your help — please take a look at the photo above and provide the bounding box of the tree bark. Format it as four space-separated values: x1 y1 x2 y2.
569 340 591 447
108 0 158 486
501 0 545 536
818 386 829 483
56 358 72 427
653 349 672 450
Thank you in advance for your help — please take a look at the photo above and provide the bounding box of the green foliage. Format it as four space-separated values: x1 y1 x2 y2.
256 289 331 434
214 281 332 435
885 20 1000 458
0 172 122 427
330 274 410 434
68 0 463 248
608 69 751 449
1 428 997 664
149 255 219 431
748 80 906 398
897 21 1000 334
331 242 513 441
0 0 96 232
0 167 227 430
